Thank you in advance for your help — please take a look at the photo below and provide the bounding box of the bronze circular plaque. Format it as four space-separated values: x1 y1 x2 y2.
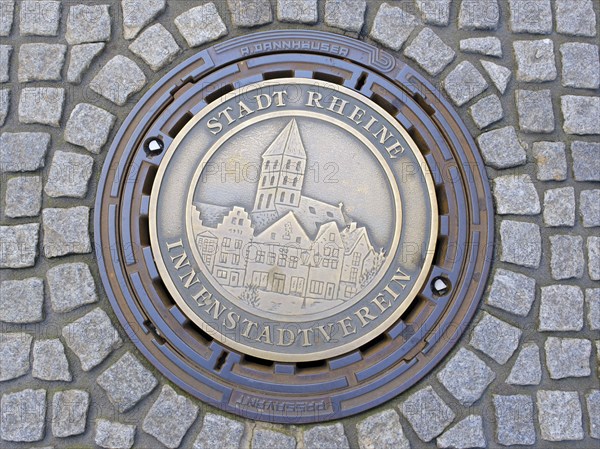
150 79 438 362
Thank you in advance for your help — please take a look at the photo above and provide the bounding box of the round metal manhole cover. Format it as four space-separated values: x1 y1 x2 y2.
95 30 493 423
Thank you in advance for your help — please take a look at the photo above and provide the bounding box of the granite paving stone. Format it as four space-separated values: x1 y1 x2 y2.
587 288 600 330
493 174 540 215
47 262 97 313
64 103 116 154
90 56 146 106
500 220 541 268
589 236 600 281
555 0 597 37
486 268 535 316
0 223 39 268
0 89 7 126
532 141 567 181
129 23 180 72
0 332 33 381
370 3 419 51
580 190 600 227
174 3 228 48
545 337 591 379
95 419 135 449
560 43 600 89
0 389 46 442
400 386 455 442
513 39 557 82
0 45 11 82
403 27 455 77
192 413 244 449
0 277 43 323
436 415 486 449
252 429 296 449
0 0 14 36
537 390 584 441
18 42 66 82
477 126 526 169
44 150 94 198
508 0 552 34
32 339 72 382
304 423 351 449
493 395 535 446
277 0 318 24
42 207 91 258
458 0 499 30
543 187 575 227
67 43 105 84
443 61 488 106
66 4 111 45
572 141 600 181
550 235 584 280
142 385 199 449
227 0 273 28
62 307 122 371
460 37 502 57
416 0 451 26
516 89 554 133
561 96 600 135
324 0 366 33
437 348 495 406
481 60 511 94
539 285 584 331
97 352 158 413
356 409 409 449
51 390 89 437
506 342 542 385
5 175 42 218
121 0 166 40
19 0 61 36
468 94 503 129
470 312 521 364
586 391 600 440
18 87 64 127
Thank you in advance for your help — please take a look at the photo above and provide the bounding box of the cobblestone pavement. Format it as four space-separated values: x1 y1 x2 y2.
0 1 598 448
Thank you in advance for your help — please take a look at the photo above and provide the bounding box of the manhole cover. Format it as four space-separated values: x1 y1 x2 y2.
95 30 493 423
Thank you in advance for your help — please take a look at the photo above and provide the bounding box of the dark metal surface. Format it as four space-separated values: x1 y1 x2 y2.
94 30 494 423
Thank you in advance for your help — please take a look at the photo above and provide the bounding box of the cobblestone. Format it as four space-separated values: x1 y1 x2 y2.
192 413 244 449
555 0 597 37
97 352 157 413
486 268 535 316
5 175 42 218
481 60 511 94
90 56 146 106
493 394 535 446
227 0 273 28
500 220 541 268
537 390 584 441
513 39 557 82
0 277 43 323
0 332 32 381
304 423 350 449
129 23 180 71
416 0 451 26
325 0 366 33
436 415 486 449
277 0 318 24
587 288 600 330
580 190 600 227
477 126 526 169
62 307 122 372
0 0 14 36
44 150 94 198
508 0 552 34
587 391 600 440
0 45 11 82
122 0 165 40
252 428 296 449
0 389 46 442
67 43 105 84
19 0 61 36
18 87 64 126
356 409 409 449
468 94 503 129
493 174 540 215
470 312 521 364
42 207 91 258
400 386 455 442
51 390 89 437
174 3 228 48
543 187 575 227
443 61 488 107
516 89 554 133
403 27 455 77
506 342 542 385
66 4 111 45
539 285 584 331
560 43 600 89
0 89 8 126
32 339 71 382
47 262 97 313
572 141 600 181
458 0 499 30
95 419 135 449
0 223 39 268
64 103 116 154
437 348 495 406
370 3 418 52
545 337 591 379
589 237 600 280
562 96 600 135
532 141 567 181
142 385 199 449
460 37 502 57
550 235 584 280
